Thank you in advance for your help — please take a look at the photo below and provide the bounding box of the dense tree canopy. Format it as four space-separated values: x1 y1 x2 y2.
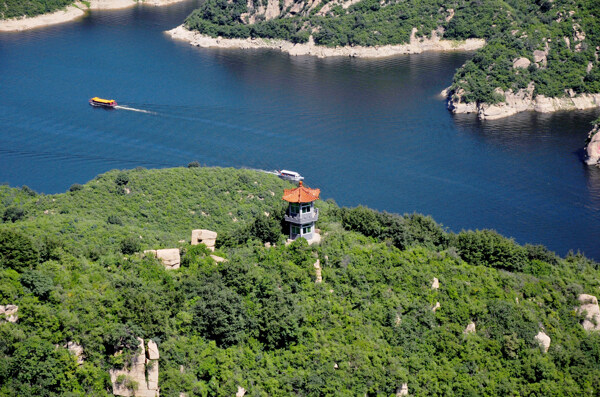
0 167 599 396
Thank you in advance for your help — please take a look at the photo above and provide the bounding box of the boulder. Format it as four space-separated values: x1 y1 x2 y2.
66 341 85 364
191 229 217 251
236 386 246 397
396 383 408 396
577 294 600 331
585 127 600 165
431 277 439 289
0 305 18 323
513 57 531 69
210 254 227 263
432 302 441 312
533 50 547 65
144 248 180 270
535 331 551 353
464 322 476 334
147 340 160 360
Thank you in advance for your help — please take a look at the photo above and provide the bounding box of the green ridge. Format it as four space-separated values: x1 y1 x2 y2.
1 167 599 396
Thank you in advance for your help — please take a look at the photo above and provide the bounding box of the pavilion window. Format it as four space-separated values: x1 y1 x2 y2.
290 203 300 214
302 225 312 234
301 204 311 213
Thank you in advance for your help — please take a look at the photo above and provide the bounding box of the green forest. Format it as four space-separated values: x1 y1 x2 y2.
184 0 600 104
1 166 600 396
0 0 77 19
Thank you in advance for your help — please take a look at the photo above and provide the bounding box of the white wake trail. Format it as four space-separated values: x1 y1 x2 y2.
114 105 156 114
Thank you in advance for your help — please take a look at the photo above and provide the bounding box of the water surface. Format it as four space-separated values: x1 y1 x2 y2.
1 1 599 258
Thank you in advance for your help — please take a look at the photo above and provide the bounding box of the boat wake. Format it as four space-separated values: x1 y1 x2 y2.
114 105 156 115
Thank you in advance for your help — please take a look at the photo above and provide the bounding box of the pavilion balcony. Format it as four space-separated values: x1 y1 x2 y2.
285 208 319 224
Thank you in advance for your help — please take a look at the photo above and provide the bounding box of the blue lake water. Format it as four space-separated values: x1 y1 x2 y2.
1 0 599 259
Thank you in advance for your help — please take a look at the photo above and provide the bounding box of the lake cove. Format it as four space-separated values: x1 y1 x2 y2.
0 0 599 258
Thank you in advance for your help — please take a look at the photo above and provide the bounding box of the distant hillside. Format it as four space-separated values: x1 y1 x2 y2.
0 0 76 19
1 166 600 395
184 0 600 114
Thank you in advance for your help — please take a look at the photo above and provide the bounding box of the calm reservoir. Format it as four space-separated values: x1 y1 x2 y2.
1 0 599 259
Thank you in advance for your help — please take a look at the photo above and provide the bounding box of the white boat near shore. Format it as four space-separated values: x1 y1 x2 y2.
277 170 304 182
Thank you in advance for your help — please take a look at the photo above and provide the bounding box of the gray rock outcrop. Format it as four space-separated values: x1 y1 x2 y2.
314 259 322 283
513 57 531 69
396 383 409 396
534 331 551 353
210 254 227 263
236 386 246 397
110 338 160 397
577 294 600 331
585 126 600 166
431 277 439 289
432 302 441 312
464 321 476 334
0 305 18 323
66 341 85 364
191 229 217 251
144 249 180 270
147 340 159 360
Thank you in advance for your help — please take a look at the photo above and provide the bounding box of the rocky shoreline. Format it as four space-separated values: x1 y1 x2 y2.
166 25 486 58
0 0 189 32
443 83 600 121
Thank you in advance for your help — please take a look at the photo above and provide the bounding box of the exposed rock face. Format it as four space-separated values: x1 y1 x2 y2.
144 249 180 270
147 340 160 360
577 294 600 331
535 331 551 353
66 341 85 364
0 305 19 323
191 229 217 251
431 277 439 289
236 386 246 397
585 126 600 166
464 322 476 334
513 57 531 69
396 383 409 396
448 82 600 120
533 50 547 66
110 338 159 397
167 25 485 59
210 254 227 263
432 302 441 312
314 259 322 283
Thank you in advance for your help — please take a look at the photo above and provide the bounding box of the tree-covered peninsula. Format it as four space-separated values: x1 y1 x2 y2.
0 0 76 19
1 166 600 396
182 0 600 118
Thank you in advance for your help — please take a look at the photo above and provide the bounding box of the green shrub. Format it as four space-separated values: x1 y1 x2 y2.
119 236 141 255
115 172 129 186
3 206 25 223
107 215 123 226
0 230 38 272
69 183 84 192
454 229 528 272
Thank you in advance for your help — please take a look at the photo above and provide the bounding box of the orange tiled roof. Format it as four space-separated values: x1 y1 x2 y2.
282 181 320 203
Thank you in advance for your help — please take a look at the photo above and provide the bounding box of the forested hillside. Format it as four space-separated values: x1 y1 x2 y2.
1 166 600 396
184 0 600 106
0 0 76 19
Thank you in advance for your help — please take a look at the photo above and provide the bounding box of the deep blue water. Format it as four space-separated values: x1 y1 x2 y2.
1 0 599 259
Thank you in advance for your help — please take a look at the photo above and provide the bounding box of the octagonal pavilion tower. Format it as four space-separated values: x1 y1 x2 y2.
282 181 320 240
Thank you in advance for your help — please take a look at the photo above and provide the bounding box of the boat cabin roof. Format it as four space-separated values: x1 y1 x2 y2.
280 170 300 176
91 97 115 104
